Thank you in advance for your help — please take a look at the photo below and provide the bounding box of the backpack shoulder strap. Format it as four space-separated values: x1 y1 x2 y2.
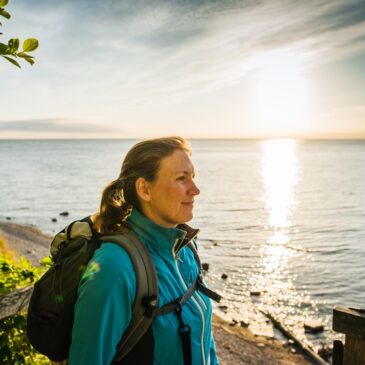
97 230 158 362
186 241 222 303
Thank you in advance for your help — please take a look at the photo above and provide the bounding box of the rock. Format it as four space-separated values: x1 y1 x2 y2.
290 347 297 353
59 211 69 216
318 344 332 360
250 290 261 296
229 319 238 326
213 242 218 246
221 273 228 279
219 305 228 312
202 263 210 271
52 218 58 222
6 217 11 220
240 320 249 327
257 343 265 348
304 319 324 334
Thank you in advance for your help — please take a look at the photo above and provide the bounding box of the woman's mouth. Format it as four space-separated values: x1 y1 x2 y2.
182 201 194 208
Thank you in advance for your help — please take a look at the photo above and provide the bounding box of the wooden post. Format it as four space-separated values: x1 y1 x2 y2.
333 307 365 365
332 340 344 365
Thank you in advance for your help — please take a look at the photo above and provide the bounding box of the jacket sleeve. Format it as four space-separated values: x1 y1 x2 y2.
68 243 136 365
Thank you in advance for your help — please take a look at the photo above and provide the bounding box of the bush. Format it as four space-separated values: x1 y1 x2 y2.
0 252 51 364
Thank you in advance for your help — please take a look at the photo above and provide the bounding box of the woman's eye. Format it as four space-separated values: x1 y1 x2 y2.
177 176 185 181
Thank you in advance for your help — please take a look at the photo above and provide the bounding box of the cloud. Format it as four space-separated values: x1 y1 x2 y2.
0 119 121 133
2 0 365 133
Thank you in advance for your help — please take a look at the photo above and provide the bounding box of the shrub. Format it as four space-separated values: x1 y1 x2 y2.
0 250 51 364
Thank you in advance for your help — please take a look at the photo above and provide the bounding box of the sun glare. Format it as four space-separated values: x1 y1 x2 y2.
252 49 310 133
262 138 298 231
248 139 299 330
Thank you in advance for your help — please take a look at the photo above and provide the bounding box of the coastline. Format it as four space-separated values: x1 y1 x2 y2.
0 221 315 365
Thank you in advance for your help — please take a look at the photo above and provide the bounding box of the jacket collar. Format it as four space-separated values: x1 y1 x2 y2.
175 223 199 253
126 209 199 256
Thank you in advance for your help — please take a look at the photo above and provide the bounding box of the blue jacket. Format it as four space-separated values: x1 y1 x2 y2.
69 209 219 365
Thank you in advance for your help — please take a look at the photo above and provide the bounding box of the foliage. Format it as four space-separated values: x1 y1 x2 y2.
0 253 51 364
0 0 38 68
0 312 49 364
0 255 50 295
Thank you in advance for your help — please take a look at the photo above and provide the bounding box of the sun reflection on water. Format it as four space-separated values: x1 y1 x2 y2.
261 139 298 274
249 139 301 336
262 139 298 231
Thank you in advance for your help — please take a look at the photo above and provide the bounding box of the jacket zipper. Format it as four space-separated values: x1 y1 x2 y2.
175 239 208 312
194 289 208 311
172 241 207 365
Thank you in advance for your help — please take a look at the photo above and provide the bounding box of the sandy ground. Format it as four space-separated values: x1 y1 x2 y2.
0 221 316 365
0 221 50 264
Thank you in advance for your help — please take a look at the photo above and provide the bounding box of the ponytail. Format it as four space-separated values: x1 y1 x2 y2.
93 179 132 234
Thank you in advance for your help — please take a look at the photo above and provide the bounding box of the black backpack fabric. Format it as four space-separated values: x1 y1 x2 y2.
26 218 159 362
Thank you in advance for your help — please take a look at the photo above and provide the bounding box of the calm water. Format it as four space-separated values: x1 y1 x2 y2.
1 139 365 352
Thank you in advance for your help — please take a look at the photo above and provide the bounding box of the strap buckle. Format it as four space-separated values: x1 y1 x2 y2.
143 295 158 318
179 324 191 335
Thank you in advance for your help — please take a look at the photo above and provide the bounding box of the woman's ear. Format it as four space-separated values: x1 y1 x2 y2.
135 177 151 202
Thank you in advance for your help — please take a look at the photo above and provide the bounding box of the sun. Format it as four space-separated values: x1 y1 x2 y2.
251 48 311 134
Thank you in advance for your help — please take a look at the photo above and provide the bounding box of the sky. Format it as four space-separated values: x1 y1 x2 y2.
0 0 365 139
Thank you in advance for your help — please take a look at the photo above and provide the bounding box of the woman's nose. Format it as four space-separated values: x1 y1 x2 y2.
190 180 200 196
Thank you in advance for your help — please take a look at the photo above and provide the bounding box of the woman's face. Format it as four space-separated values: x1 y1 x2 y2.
138 149 200 228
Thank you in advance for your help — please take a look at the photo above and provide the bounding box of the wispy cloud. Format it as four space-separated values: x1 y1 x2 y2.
1 0 364 137
0 119 121 133
6 0 365 97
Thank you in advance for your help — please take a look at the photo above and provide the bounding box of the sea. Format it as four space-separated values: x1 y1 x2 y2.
1 138 364 355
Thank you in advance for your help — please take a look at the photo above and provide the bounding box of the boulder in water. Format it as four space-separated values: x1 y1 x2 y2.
304 319 324 333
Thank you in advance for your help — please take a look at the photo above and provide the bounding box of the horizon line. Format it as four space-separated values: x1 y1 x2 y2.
1 135 365 141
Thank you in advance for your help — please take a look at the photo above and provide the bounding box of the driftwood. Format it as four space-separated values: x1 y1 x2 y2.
0 285 33 320
261 310 329 365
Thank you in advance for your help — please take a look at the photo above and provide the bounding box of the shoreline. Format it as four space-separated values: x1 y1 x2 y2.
0 221 315 365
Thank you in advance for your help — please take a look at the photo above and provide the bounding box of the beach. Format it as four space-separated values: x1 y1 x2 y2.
0 221 315 365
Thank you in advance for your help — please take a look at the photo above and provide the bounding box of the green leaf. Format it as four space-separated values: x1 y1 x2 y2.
8 38 19 52
0 0 9 7
2 55 21 68
14 38 19 50
0 42 9 55
22 38 38 52
17 51 34 58
0 8 10 19
23 56 35 65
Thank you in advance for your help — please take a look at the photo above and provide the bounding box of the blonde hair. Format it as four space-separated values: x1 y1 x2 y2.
93 136 191 233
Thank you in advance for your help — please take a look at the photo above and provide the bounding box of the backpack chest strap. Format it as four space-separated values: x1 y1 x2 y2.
155 274 221 317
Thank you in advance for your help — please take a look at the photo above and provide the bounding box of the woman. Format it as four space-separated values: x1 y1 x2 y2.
68 137 219 365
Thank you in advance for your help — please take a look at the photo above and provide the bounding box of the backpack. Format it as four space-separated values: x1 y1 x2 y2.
27 217 221 364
